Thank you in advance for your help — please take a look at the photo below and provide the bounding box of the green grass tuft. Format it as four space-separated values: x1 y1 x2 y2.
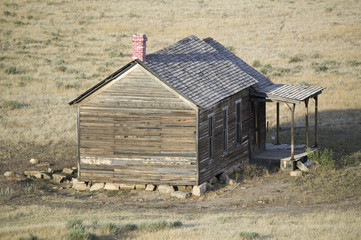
18 232 38 240
4 65 19 74
138 220 183 232
239 231 261 239
2 100 21 110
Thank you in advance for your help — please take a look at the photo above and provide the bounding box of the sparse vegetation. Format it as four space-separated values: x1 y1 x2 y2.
138 220 183 231
288 55 303 63
307 148 336 169
18 233 38 240
0 187 13 198
252 60 261 68
4 65 19 74
239 231 261 240
2 100 21 110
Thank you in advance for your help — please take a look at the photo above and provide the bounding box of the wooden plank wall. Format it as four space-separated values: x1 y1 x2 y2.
78 66 197 185
198 89 251 184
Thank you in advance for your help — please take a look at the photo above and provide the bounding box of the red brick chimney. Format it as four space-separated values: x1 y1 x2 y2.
132 34 147 62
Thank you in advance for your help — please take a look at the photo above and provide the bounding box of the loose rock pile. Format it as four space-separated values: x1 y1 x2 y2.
3 159 240 199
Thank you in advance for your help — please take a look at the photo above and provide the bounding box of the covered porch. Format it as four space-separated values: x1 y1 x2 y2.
251 84 325 171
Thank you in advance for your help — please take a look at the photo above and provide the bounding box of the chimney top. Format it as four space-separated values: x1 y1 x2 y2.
132 34 147 62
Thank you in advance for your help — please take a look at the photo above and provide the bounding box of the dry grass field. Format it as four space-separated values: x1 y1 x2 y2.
1 0 361 239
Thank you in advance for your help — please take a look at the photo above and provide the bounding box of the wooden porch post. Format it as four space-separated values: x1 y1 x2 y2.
305 98 309 149
276 102 280 145
314 95 318 147
291 103 295 160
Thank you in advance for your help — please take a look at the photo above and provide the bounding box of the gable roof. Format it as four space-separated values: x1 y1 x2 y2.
70 35 273 108
145 35 258 108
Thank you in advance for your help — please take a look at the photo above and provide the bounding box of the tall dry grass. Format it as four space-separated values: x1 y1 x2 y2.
0 0 360 145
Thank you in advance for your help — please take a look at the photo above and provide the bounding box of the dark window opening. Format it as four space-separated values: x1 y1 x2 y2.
236 100 242 145
208 114 214 159
222 107 228 154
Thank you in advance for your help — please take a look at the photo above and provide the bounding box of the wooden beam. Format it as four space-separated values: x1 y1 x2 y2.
305 98 309 149
291 103 295 160
314 95 318 147
276 102 280 145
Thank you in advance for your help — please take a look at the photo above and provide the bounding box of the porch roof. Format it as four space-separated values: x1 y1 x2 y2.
253 84 325 104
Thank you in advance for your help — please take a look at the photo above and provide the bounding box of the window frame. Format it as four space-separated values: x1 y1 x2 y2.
208 113 215 160
235 99 242 146
222 106 228 154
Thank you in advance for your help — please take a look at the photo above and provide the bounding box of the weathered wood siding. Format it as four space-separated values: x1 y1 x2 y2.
198 89 251 184
78 65 197 185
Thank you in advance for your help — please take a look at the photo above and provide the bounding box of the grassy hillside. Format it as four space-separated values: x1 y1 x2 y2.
0 0 360 153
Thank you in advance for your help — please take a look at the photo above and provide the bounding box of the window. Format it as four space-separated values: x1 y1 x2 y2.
222 107 228 154
236 99 242 145
208 114 214 159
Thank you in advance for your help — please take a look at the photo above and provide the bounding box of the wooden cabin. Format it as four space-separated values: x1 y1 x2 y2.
69 35 324 186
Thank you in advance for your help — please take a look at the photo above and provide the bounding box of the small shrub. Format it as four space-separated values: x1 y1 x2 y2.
121 223 138 232
311 61 328 72
2 100 21 110
67 68 79 74
346 59 361 67
311 53 321 59
239 231 261 239
101 222 120 234
56 58 65 65
260 64 272 75
64 81 81 89
292 65 302 73
56 65 67 72
5 65 19 74
217 216 227 224
307 148 336 169
139 220 182 232
66 228 90 240
0 187 13 197
168 221 182 228
24 183 34 194
326 7 333 12
23 37 39 44
226 46 235 52
339 151 361 167
289 55 303 63
298 80 310 86
14 20 25 25
252 60 261 68
18 79 28 85
4 10 16 17
66 218 84 230
97 66 109 72
18 232 38 240
128 12 140 18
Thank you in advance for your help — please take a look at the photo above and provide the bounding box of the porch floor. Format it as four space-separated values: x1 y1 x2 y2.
251 144 314 170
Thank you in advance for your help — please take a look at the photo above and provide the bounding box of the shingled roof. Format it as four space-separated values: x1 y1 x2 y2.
73 35 323 108
145 35 259 108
